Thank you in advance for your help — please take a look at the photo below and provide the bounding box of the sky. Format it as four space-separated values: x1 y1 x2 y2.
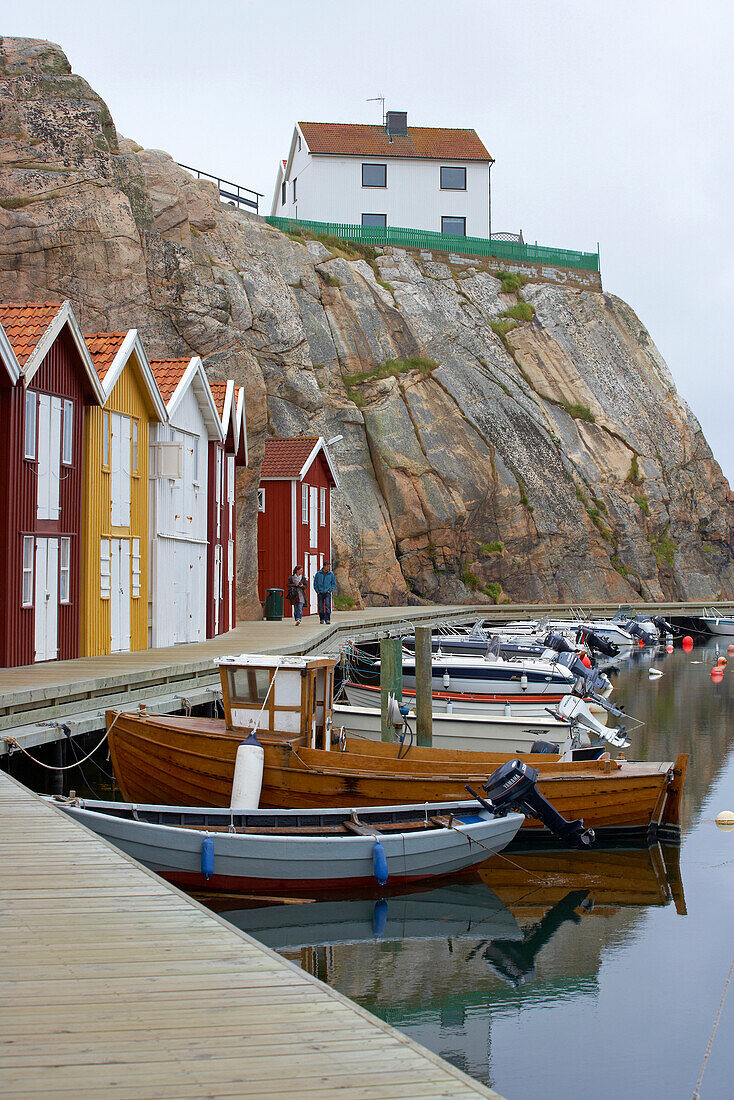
7 0 734 482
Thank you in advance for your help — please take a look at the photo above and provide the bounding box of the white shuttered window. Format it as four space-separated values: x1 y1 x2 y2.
320 487 326 526
59 537 71 603
132 538 141 598
24 391 37 460
22 536 34 606
62 400 73 465
100 539 111 598
302 483 309 523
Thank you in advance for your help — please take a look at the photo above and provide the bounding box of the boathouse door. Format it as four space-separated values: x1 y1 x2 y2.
110 538 131 653
34 537 59 662
308 553 318 616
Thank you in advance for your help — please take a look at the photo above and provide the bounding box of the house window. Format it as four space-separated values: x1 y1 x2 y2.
131 420 139 474
441 216 466 236
362 163 387 188
361 213 387 227
100 539 111 598
22 536 34 607
102 411 110 467
24 391 37 460
320 487 326 527
281 180 286 206
132 538 141 598
301 483 309 523
192 436 199 483
292 177 297 202
257 487 265 513
440 166 467 190
62 400 74 465
59 537 71 603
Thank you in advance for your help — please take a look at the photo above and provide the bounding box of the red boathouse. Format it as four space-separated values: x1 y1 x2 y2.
0 302 105 666
206 381 247 637
257 436 339 617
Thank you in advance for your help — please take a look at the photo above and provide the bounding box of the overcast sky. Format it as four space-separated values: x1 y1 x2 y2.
7 0 734 481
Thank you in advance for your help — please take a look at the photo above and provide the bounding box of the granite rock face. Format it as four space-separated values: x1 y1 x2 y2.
2 37 733 611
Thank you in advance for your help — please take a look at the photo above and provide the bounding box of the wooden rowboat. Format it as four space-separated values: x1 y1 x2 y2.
49 797 523 893
107 653 687 843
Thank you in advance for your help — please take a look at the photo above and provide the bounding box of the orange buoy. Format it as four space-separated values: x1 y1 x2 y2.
581 654 592 669
718 656 727 666
638 638 645 647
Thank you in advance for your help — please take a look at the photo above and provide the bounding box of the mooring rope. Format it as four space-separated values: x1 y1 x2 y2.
692 949 734 1099
4 712 122 771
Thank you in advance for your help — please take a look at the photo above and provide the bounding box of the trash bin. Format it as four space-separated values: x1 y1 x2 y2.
264 588 284 621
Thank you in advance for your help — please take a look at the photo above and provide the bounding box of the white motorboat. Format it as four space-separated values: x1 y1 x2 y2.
699 608 734 637
397 650 578 696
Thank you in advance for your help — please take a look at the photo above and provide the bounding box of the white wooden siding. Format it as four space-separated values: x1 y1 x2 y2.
277 143 490 237
149 386 210 648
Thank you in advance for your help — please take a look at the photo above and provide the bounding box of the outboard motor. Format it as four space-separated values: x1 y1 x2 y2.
543 631 575 655
471 759 594 848
622 618 656 646
579 628 618 658
652 615 672 636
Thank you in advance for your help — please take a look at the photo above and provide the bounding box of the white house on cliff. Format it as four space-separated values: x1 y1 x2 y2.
271 111 494 238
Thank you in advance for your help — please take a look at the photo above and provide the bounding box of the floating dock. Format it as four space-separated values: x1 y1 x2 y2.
0 770 502 1099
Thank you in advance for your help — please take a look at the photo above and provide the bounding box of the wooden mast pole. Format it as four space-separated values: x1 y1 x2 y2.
414 625 433 747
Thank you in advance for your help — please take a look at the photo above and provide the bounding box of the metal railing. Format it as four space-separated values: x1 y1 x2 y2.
265 216 599 272
177 163 264 213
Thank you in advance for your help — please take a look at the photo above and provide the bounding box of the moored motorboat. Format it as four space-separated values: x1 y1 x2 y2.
106 653 687 843
698 608 734 637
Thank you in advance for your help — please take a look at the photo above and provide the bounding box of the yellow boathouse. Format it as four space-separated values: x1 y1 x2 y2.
82 331 167 655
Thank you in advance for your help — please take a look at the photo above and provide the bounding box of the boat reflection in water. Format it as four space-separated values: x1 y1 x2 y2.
209 843 685 1089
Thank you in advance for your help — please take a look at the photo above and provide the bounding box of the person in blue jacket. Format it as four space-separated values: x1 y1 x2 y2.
313 560 336 624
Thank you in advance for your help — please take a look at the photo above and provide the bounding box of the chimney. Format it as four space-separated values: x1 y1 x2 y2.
385 111 408 137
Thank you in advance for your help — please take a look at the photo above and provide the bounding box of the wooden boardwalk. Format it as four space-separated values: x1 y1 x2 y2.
0 771 502 1099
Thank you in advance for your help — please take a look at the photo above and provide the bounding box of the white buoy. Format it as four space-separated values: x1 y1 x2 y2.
715 810 734 832
648 668 663 679
504 702 512 717
520 673 528 692
230 731 264 810
443 671 450 690
445 700 453 714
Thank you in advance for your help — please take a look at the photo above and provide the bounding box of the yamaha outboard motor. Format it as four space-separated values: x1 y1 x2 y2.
621 618 656 646
578 628 618 658
652 615 672 636
543 631 575 655
470 759 594 848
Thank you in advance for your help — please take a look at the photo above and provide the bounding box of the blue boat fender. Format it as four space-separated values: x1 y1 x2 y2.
372 840 388 885
201 835 215 880
372 898 388 937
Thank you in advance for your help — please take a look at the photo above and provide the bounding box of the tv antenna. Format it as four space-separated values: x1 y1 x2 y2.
367 96 385 125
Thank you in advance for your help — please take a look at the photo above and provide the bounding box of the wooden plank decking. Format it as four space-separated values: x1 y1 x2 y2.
0 771 502 1099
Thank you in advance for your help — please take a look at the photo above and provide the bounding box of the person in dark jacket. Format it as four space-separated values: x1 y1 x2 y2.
313 561 336 624
286 565 307 625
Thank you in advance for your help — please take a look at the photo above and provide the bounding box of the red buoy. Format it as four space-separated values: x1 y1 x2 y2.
682 636 694 651
666 644 674 653
638 638 645 647
718 656 727 666
712 666 724 682
728 644 734 655
581 654 592 669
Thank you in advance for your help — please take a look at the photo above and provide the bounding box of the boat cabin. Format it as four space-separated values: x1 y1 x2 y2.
218 653 339 748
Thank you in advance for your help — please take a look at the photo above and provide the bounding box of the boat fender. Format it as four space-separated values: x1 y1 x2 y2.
230 731 264 811
201 835 214 880
372 840 388 885
372 898 388 937
530 740 560 754
442 671 450 690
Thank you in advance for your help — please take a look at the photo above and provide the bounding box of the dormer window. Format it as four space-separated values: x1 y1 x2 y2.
362 163 387 188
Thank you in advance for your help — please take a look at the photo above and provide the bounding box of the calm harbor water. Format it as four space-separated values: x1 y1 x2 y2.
210 641 734 1100
8 639 732 1098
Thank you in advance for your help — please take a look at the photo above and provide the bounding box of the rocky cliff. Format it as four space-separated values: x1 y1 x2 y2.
2 36 733 612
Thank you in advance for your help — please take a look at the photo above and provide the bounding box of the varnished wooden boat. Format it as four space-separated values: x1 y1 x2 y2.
107 654 687 842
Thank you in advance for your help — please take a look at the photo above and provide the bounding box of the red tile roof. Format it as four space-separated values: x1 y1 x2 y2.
0 302 62 366
261 436 320 479
149 359 189 404
298 122 492 162
84 332 127 381
208 381 229 420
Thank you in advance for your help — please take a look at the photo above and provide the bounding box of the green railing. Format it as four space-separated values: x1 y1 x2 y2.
265 216 600 272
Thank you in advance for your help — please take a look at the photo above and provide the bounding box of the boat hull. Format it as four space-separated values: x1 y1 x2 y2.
108 713 687 841
333 702 575 755
55 799 522 892
344 681 568 715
